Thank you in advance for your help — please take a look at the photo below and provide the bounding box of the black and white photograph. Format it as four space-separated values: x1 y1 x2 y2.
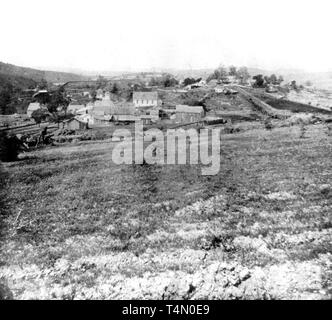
0 0 331 303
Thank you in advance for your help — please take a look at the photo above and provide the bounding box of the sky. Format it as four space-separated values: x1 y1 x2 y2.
1 0 332 73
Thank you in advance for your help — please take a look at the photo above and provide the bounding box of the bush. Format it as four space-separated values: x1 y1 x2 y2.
0 281 13 300
299 122 306 138
0 132 20 162
223 125 241 134
264 119 273 130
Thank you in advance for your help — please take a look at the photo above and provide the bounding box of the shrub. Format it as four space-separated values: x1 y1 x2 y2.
0 132 20 162
264 119 273 130
299 122 306 138
326 124 332 136
223 125 241 134
0 280 13 300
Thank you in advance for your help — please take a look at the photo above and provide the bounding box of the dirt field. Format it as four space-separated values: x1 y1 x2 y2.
0 121 331 300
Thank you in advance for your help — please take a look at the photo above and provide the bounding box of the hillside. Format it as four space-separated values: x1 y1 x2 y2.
1 122 331 299
0 73 36 91
0 61 87 84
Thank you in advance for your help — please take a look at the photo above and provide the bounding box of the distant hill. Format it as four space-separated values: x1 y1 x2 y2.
280 71 332 90
0 73 36 91
0 61 87 84
113 67 271 82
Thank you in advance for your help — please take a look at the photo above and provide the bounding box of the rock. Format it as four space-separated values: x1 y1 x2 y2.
0 282 14 300
239 268 251 281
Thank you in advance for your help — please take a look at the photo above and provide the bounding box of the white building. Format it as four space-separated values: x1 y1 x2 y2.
175 105 205 123
96 89 104 100
76 113 95 125
133 91 158 108
26 103 48 117
67 104 86 114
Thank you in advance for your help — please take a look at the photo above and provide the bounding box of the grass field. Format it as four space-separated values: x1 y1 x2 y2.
0 121 331 299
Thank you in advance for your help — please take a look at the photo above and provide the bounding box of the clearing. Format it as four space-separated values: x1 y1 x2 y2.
0 120 331 299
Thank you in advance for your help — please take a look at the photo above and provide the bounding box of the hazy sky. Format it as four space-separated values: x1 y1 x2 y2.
1 0 332 73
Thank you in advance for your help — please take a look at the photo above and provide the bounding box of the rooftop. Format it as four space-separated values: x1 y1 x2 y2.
133 91 158 101
176 105 205 114
27 102 42 111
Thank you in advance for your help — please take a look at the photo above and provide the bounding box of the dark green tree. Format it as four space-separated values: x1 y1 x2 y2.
163 75 178 87
229 66 237 76
0 86 12 115
278 75 284 85
0 132 20 162
38 78 48 90
183 77 201 86
111 83 119 94
96 75 107 89
252 74 265 87
269 74 278 85
48 88 69 113
207 66 228 82
236 67 250 85
31 109 50 124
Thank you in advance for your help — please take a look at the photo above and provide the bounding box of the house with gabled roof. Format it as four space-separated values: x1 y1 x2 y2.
62 118 88 130
175 105 205 123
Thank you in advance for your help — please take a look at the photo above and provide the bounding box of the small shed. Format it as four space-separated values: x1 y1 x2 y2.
139 115 154 125
175 105 205 123
67 104 86 114
62 118 88 130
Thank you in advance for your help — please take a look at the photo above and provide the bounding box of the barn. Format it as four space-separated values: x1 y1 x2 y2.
62 118 88 130
175 105 205 123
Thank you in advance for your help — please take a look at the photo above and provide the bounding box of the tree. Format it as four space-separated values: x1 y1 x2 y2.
96 75 107 89
236 67 250 85
111 83 119 94
269 74 278 85
163 75 178 87
38 78 48 90
207 66 228 82
183 77 201 86
229 66 237 76
252 74 265 87
48 88 69 114
183 77 197 86
290 80 298 90
277 75 284 85
0 132 20 162
149 77 158 86
264 75 270 85
31 109 50 124
90 89 97 101
0 86 12 115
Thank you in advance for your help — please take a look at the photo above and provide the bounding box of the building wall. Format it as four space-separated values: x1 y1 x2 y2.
63 120 86 131
27 108 39 118
176 112 202 123
27 103 41 117
133 99 158 107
